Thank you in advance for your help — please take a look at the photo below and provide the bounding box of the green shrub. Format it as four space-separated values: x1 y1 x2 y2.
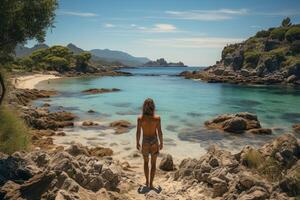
270 27 288 40
0 106 30 154
255 30 270 38
222 45 236 59
291 40 300 54
285 27 300 42
244 51 261 65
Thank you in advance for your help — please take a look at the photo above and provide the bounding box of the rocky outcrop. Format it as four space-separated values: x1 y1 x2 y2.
21 107 76 130
143 58 186 67
82 88 120 95
180 22 300 85
66 143 113 158
205 112 272 134
109 120 134 134
0 148 121 200
9 88 57 106
173 134 299 199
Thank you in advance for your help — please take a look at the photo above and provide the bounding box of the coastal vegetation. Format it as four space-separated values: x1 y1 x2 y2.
181 17 300 85
0 0 58 153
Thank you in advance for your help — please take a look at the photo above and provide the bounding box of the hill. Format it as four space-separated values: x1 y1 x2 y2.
181 18 300 85
15 43 151 67
90 48 150 66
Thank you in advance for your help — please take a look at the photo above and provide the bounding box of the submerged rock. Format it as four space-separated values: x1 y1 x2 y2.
109 120 134 134
82 88 120 95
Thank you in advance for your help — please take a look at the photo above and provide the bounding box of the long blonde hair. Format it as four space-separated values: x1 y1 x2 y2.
142 98 155 117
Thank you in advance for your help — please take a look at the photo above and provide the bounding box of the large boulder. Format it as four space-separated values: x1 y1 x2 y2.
204 112 268 134
159 154 175 171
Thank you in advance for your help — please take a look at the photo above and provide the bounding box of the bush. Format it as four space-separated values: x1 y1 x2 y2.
243 149 263 168
270 27 288 41
255 30 270 38
285 27 300 42
244 51 260 65
0 106 30 154
291 40 300 54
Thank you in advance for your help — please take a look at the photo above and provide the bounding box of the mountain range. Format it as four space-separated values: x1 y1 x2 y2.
15 43 151 67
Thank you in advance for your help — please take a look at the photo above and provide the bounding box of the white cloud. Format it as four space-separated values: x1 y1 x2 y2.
134 23 177 33
142 37 244 48
152 24 177 32
58 10 98 17
130 24 137 27
104 23 116 28
165 9 248 21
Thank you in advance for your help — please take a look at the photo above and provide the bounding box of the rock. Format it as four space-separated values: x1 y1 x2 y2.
66 143 90 157
279 160 300 196
87 109 95 113
259 134 300 167
42 103 51 107
82 120 99 126
56 131 66 136
109 120 133 134
247 128 272 135
212 178 228 197
292 124 300 133
286 75 297 83
159 154 175 171
238 187 269 200
89 147 113 157
82 88 120 94
223 117 247 133
205 112 264 134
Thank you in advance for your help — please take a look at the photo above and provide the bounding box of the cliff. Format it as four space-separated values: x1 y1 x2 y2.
181 18 300 85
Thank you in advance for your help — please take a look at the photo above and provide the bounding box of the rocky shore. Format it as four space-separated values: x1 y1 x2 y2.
180 22 300 85
2 73 299 199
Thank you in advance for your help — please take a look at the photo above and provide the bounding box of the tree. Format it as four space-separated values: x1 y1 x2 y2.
75 52 92 68
281 17 292 27
0 0 58 105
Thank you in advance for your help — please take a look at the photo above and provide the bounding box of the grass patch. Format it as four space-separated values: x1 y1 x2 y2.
243 149 283 181
0 106 30 154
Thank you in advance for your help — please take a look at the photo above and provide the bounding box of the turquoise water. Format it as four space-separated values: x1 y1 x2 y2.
36 67 300 151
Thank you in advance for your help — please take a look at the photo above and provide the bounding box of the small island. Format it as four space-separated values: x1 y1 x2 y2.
143 58 187 67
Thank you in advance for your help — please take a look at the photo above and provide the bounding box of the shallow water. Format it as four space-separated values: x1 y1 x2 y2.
36 67 300 158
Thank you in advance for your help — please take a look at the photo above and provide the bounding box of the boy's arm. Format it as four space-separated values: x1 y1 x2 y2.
136 117 141 150
157 117 163 150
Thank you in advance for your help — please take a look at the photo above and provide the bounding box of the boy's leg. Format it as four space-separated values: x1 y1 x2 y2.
150 153 157 189
143 155 149 187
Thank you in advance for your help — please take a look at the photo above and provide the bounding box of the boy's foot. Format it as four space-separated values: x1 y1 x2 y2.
145 182 149 187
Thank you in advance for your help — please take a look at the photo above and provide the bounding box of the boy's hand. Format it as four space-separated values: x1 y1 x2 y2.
159 143 163 150
136 143 141 150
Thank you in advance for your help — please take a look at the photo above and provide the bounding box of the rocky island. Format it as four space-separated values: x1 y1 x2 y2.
143 58 187 67
180 18 300 85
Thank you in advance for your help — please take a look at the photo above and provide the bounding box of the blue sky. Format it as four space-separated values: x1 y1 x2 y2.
29 0 300 66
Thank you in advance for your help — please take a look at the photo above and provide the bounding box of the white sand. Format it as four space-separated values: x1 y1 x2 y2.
12 74 60 89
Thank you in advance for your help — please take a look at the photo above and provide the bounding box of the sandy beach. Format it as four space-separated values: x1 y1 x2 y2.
12 74 61 89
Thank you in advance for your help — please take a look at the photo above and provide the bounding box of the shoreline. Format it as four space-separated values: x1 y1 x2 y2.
12 73 61 89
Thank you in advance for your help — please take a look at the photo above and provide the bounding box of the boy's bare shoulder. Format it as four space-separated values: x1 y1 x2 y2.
154 115 161 120
137 115 142 120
